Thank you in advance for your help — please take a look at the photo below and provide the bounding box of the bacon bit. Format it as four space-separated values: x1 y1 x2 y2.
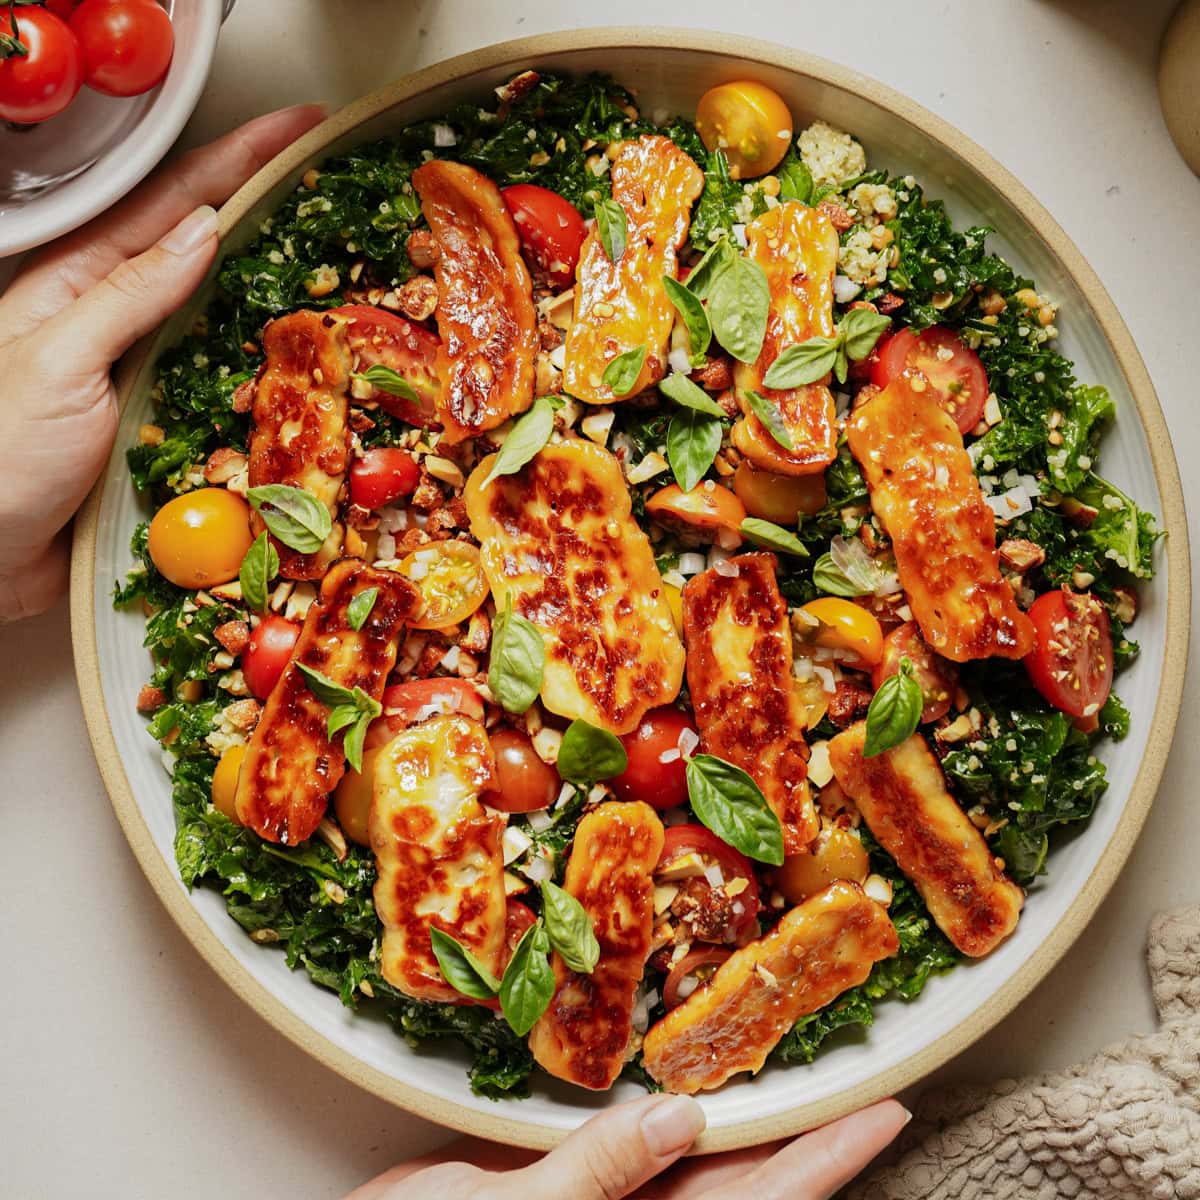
848 299 880 315
136 684 167 714
348 409 376 434
716 388 740 418
689 354 734 393
231 378 255 414
460 609 491 654
409 468 443 511
396 526 432 555
877 292 905 315
999 538 1045 572
214 620 250 656
817 198 854 232
827 679 873 728
224 698 262 732
406 229 439 270
415 637 453 677
396 275 438 322
495 69 540 105
344 504 380 531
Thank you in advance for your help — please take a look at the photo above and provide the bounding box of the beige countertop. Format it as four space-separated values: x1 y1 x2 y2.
1 1 1196 1196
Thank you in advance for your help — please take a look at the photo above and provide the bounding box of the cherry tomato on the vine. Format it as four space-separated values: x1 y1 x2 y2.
0 6 82 124
71 0 174 98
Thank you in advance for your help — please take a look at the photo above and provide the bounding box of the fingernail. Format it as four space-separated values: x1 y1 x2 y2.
161 205 219 256
900 1105 914 1126
640 1095 706 1157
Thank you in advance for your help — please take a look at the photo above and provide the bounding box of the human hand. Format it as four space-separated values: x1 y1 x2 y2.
0 102 326 623
345 1094 908 1200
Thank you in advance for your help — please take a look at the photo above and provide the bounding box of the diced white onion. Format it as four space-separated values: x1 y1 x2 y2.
432 123 458 147
526 809 555 833
677 552 707 576
658 747 681 764
731 223 748 248
676 975 700 1000
523 854 554 883
703 863 725 888
833 274 862 304
676 727 700 757
715 525 742 551
706 545 733 571
549 343 566 370
554 781 576 809
813 664 837 694
407 561 429 581
713 557 740 577
440 645 461 672
502 826 533 865
807 741 834 788
985 486 1033 521
792 655 814 681
668 346 692 375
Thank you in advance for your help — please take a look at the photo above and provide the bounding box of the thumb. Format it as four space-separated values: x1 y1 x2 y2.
44 204 220 373
500 1093 706 1200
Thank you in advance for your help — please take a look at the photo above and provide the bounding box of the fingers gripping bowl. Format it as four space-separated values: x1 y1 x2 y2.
72 30 1188 1151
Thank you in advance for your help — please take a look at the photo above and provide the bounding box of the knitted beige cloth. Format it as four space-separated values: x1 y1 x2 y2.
850 907 1200 1200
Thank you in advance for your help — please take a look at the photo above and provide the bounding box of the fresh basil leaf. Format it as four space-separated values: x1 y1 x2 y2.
685 237 737 299
745 390 794 450
346 586 378 632
326 703 360 738
499 920 555 1036
662 275 712 362
863 658 923 758
594 197 628 263
540 881 600 974
706 254 770 364
430 926 501 1000
685 753 784 866
296 665 381 772
556 719 628 784
659 371 726 417
341 711 372 774
840 308 892 362
740 517 809 557
761 337 840 388
489 597 544 714
353 364 419 403
481 396 556 488
667 408 723 493
812 552 871 597
833 343 850 385
296 663 357 708
777 156 814 205
246 484 332 555
601 345 647 397
238 531 278 615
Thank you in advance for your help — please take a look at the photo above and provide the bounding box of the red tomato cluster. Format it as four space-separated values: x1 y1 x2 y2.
0 0 173 125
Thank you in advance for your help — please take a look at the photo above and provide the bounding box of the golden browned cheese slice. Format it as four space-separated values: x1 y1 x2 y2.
828 723 1024 957
846 370 1036 661
563 135 704 404
248 309 352 580
411 160 537 442
234 561 420 845
682 552 818 853
370 715 507 1003
464 438 684 735
731 202 840 476
528 802 664 1090
642 880 898 1093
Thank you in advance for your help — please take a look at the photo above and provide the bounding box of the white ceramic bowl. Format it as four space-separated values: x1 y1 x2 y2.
71 29 1190 1154
0 0 225 257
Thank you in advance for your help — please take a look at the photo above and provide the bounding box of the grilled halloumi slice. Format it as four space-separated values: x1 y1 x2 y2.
370 715 507 1003
642 880 898 1094
846 371 1035 661
411 160 538 442
563 135 704 404
828 723 1024 957
528 801 664 1090
464 438 684 735
248 309 352 580
682 552 818 853
235 560 420 845
732 203 839 475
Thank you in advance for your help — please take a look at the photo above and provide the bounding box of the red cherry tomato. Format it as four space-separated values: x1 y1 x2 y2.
0 6 82 124
663 946 732 1010
611 707 697 810
656 824 760 941
482 727 559 814
869 326 989 435
365 679 483 749
242 615 300 701
349 448 420 510
332 304 441 428
43 0 79 21
501 184 586 291
872 621 959 723
1024 589 1114 720
71 0 173 98
476 900 538 1011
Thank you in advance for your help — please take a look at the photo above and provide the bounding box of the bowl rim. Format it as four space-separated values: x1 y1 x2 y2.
69 26 1191 1154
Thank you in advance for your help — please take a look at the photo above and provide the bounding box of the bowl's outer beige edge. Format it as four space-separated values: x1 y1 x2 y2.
70 26 1192 1155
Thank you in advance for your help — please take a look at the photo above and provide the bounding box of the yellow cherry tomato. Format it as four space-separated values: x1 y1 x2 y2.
773 827 870 903
662 581 684 634
798 597 884 667
695 80 794 180
398 540 489 631
147 488 254 589
733 461 827 525
333 745 382 846
211 744 247 823
645 483 746 535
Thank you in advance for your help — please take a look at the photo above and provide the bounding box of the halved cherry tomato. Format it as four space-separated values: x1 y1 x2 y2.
733 461 826 525
349 448 420 510
872 621 958 723
502 184 586 291
1024 589 1113 720
398 540 489 630
645 483 746 536
241 614 300 701
869 326 989 435
71 0 173 98
365 679 484 749
147 488 253 590
482 727 559 813
332 305 441 428
211 744 246 823
772 828 870 904
656 824 760 941
663 946 732 1010
695 81 793 180
0 6 82 124
797 598 884 668
612 707 697 811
